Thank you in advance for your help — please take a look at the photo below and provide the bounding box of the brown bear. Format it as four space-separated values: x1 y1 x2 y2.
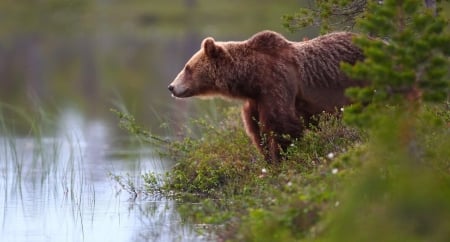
168 30 364 162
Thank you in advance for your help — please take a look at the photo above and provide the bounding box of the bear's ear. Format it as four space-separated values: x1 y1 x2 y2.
202 37 224 59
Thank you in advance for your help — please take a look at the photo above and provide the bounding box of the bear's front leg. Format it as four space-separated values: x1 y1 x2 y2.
258 101 304 162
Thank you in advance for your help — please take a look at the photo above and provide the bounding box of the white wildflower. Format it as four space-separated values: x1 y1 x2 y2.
327 152 335 159
332 168 339 174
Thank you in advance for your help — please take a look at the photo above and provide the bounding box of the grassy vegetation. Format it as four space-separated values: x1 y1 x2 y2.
115 106 360 239
115 102 449 241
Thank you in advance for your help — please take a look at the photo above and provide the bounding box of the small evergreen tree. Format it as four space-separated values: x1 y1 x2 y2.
342 0 449 127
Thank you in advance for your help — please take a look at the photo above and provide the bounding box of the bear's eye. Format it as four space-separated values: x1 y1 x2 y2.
185 65 192 74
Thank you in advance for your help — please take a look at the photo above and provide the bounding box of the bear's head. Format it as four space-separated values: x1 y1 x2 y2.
168 37 233 98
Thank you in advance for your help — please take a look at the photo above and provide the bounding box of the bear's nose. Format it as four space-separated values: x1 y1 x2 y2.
168 85 174 92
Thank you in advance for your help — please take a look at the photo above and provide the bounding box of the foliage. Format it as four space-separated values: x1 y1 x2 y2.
110 108 170 145
321 105 450 242
233 144 367 242
113 106 364 240
214 104 449 242
282 112 363 163
342 0 450 128
283 0 368 33
147 107 265 198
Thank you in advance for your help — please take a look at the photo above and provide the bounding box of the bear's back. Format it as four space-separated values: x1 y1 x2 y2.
292 32 364 88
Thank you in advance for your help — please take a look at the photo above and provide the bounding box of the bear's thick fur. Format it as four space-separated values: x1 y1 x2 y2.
168 30 364 162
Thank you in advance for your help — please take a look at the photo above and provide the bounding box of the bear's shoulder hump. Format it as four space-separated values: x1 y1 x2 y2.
247 30 290 50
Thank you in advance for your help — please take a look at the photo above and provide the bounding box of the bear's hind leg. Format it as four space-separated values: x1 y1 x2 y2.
242 100 264 153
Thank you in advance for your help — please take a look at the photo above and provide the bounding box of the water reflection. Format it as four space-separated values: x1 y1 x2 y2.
0 109 205 242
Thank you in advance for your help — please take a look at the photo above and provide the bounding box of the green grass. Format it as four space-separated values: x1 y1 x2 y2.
114 102 450 241
115 106 361 239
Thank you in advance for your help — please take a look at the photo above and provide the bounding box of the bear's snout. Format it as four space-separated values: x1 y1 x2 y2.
169 68 194 98
168 81 191 98
168 84 179 97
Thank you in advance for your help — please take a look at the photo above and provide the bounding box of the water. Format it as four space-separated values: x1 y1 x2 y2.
0 109 206 242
